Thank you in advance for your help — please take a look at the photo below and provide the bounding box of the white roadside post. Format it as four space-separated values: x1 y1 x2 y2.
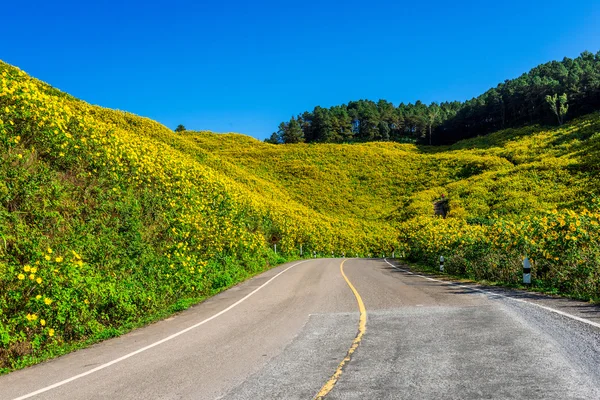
300 244 303 257
523 257 531 285
331 251 334 258
392 251 395 259
313 251 316 259
439 256 445 272
343 252 345 258
274 244 277 254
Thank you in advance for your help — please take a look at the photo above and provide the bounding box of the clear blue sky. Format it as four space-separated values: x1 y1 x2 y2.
2 1 599 139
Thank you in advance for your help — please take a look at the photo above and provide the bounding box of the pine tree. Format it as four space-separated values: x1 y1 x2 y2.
279 117 305 144
545 93 568 125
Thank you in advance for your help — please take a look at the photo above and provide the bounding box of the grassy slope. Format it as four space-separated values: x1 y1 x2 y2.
188 114 600 301
0 60 599 371
189 117 598 223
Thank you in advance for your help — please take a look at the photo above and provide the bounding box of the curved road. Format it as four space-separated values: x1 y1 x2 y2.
1 258 600 399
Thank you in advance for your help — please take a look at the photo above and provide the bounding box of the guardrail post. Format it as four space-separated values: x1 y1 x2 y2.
523 257 531 285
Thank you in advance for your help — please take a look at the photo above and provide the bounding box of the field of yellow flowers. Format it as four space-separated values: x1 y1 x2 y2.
193 113 599 300
0 59 599 371
0 61 396 371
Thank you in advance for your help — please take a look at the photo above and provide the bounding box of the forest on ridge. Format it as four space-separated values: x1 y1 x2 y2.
270 51 600 145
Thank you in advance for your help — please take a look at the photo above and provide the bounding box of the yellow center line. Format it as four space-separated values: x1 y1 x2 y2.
314 259 367 399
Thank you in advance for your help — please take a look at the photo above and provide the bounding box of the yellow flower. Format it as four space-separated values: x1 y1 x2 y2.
17 273 25 280
40 319 46 326
44 298 53 305
45 255 51 261
47 247 53 254
48 328 55 337
23 265 31 272
26 313 38 321
29 273 35 280
84 299 90 305
31 266 37 273
55 256 63 263
36 277 42 284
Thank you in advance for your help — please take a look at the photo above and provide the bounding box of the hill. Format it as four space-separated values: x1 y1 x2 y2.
272 51 600 145
1 60 599 371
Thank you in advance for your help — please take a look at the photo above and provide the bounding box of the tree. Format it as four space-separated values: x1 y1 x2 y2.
311 106 334 142
426 103 441 145
279 117 305 144
330 106 353 142
348 100 380 141
175 124 186 132
377 100 396 140
265 132 281 144
273 52 600 145
545 93 568 125
378 120 390 141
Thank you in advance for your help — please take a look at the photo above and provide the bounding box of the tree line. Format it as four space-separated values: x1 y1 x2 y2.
267 51 600 145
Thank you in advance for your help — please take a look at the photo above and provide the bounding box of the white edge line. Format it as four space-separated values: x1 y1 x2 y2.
382 258 600 330
12 259 311 400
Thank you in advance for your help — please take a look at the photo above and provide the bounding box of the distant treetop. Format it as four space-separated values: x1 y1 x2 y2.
270 51 600 146
175 124 186 132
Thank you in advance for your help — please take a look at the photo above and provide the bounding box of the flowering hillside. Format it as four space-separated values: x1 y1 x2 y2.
0 60 599 371
191 114 600 300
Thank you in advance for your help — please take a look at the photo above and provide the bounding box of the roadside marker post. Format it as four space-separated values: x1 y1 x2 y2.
313 251 316 259
274 244 277 254
392 251 395 259
300 244 303 257
439 256 445 272
523 257 531 285
332 251 334 258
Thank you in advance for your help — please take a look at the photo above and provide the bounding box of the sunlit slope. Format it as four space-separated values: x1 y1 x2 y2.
0 58 598 372
188 116 599 223
0 61 396 370
189 117 600 302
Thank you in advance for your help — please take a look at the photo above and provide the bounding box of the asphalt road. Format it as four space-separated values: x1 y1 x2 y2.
1 258 599 399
